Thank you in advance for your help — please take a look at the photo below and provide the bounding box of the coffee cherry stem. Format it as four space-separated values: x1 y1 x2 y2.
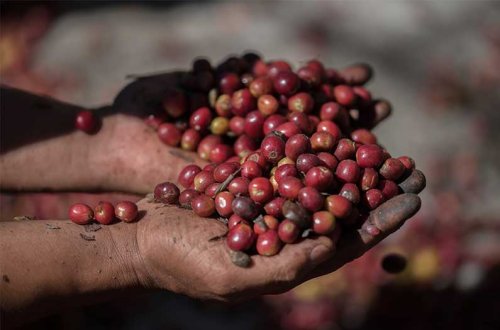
215 167 242 194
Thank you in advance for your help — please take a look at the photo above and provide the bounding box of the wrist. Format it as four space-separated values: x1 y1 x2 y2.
106 216 157 290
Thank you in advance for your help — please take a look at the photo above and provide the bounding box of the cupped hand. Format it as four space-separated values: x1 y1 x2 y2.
128 170 425 302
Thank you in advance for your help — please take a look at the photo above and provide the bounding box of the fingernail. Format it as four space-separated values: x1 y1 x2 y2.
310 244 331 265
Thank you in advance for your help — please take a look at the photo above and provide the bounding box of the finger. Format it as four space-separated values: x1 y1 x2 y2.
112 71 185 116
399 169 426 194
306 193 421 279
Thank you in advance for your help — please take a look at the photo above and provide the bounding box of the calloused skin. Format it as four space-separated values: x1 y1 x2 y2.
0 73 425 327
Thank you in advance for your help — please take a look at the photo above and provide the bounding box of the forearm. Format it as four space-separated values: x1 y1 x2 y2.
0 219 143 316
0 86 109 191
0 86 205 194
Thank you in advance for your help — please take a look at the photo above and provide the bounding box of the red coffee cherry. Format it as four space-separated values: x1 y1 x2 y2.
69 203 94 225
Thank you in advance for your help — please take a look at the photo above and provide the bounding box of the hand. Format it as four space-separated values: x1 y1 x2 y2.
127 170 425 302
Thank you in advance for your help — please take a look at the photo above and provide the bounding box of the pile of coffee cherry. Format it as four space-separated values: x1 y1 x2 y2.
144 53 421 260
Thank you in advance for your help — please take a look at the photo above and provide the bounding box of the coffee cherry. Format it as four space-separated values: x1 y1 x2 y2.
248 177 274 204
252 59 268 77
231 88 255 116
285 134 311 161
154 182 180 204
180 129 201 151
189 107 212 132
360 168 379 191
245 151 269 169
254 215 280 234
278 219 300 243
215 191 235 217
333 85 356 107
75 110 96 133
228 177 250 196
227 223 255 251
334 139 357 161
232 196 259 220
228 214 248 230
353 86 372 106
261 134 286 164
197 135 222 160
363 189 385 209
325 195 352 218
275 122 302 138
144 113 166 130
193 170 215 192
379 158 406 181
268 60 292 78
297 66 322 87
178 164 202 188
219 72 242 95
69 203 94 225
278 176 304 200
274 164 298 184
256 230 282 256
356 144 384 168
210 117 230 135
115 201 138 223
296 153 323 174
93 201 115 225
277 157 295 167
209 144 234 164
263 114 288 135
257 94 279 116
351 128 377 145
229 116 245 136
205 183 222 198
244 111 265 139
317 152 339 172
264 197 286 218
288 112 313 135
212 162 238 183
288 92 314 113
241 160 263 179
335 159 361 183
310 131 336 152
397 156 415 172
312 211 336 235
378 179 400 199
298 186 324 212
305 166 335 192
158 123 182 147
203 163 217 172
179 189 200 208
234 135 258 158
273 71 300 96
339 183 361 204
282 200 311 229
319 102 343 121
250 77 273 97
191 194 215 217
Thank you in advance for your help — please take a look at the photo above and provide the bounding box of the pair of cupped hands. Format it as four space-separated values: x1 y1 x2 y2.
2 70 425 302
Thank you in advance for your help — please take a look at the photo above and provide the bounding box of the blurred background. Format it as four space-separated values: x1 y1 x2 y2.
1 1 500 329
